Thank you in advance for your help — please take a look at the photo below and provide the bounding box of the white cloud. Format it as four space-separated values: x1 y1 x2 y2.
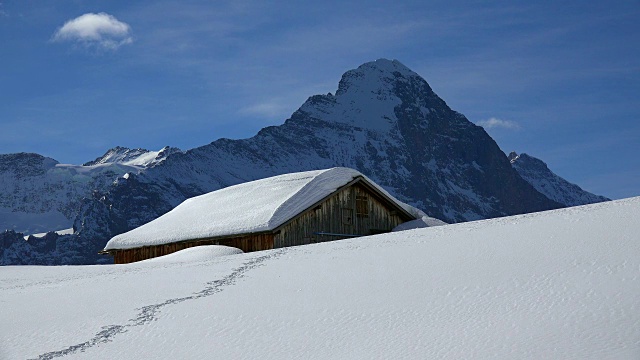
239 101 292 119
52 13 132 50
477 117 520 130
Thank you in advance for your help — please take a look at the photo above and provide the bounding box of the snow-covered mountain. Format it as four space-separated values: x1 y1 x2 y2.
123 59 560 222
3 197 638 359
0 146 181 236
509 152 609 206
0 59 608 265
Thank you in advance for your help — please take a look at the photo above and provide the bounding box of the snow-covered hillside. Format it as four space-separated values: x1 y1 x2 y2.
2 197 638 359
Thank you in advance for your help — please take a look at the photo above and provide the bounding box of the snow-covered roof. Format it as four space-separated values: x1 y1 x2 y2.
105 167 419 250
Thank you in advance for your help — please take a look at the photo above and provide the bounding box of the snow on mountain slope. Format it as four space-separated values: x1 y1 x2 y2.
509 152 609 206
2 197 638 359
23 227 74 240
83 146 182 167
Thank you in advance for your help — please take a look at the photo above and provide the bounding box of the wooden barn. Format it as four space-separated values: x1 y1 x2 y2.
102 167 419 264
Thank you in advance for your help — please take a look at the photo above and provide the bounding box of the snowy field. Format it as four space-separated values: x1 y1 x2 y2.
2 197 639 359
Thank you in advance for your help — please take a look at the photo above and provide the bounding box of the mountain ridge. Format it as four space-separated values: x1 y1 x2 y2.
83 145 182 167
509 151 609 206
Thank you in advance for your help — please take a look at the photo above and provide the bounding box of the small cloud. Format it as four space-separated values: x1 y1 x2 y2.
476 117 520 130
52 12 132 50
239 101 290 118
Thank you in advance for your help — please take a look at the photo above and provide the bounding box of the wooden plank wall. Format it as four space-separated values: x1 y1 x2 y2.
109 182 410 263
111 233 274 264
275 184 406 248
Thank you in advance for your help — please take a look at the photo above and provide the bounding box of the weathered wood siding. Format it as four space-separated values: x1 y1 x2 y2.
274 183 407 248
110 233 274 264
108 181 414 264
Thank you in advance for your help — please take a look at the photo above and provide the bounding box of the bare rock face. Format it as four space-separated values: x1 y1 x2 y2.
2 59 607 265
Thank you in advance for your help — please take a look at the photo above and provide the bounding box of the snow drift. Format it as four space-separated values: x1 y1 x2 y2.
139 245 243 264
1 197 639 359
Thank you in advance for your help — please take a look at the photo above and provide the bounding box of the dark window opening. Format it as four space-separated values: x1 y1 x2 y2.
356 195 369 217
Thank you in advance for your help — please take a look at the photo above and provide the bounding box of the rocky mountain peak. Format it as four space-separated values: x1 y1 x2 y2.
295 58 448 133
508 151 519 163
84 146 150 166
335 58 422 96
510 152 541 166
239 60 561 222
83 146 181 168
510 152 609 206
0 152 58 177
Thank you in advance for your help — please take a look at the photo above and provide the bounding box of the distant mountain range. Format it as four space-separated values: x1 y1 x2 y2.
0 59 609 265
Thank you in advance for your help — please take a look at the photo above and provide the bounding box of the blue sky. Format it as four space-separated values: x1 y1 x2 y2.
1 0 638 199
